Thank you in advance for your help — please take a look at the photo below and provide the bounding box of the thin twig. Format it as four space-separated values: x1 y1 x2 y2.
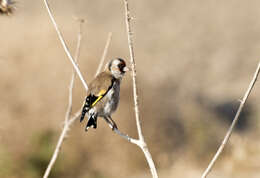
122 0 158 177
43 111 81 178
43 20 84 178
95 32 112 76
65 19 84 123
113 128 140 145
123 0 143 141
202 62 260 178
43 0 88 91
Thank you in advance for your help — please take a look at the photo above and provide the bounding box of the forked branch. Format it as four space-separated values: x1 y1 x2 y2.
43 19 84 178
43 0 158 178
202 62 260 178
122 0 158 177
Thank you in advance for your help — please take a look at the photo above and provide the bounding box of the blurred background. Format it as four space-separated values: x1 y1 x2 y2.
1 0 260 177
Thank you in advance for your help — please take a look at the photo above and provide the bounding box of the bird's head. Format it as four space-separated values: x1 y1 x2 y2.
107 58 129 79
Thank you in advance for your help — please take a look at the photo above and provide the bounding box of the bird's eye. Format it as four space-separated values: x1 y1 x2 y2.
118 63 125 71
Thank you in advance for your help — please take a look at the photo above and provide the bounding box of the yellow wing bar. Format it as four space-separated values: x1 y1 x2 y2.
91 89 106 107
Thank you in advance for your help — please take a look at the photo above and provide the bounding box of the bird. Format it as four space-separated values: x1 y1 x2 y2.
80 58 129 131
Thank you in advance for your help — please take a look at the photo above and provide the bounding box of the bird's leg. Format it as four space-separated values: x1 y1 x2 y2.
103 116 114 129
107 116 118 130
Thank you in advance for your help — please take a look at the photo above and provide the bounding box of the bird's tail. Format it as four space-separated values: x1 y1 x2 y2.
85 114 97 131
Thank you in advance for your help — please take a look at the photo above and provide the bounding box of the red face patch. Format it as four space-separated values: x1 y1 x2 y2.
117 59 126 73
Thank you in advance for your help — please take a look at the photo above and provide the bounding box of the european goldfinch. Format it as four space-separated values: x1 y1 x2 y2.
80 58 129 131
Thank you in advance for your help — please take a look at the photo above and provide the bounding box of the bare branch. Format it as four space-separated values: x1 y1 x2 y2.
43 19 84 178
95 32 112 76
43 111 81 178
202 62 260 178
43 0 88 91
113 128 140 145
113 127 158 178
65 19 84 123
122 0 158 177
43 1 158 178
123 0 143 141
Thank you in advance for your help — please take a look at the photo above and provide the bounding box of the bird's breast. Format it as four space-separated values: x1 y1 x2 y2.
102 81 120 115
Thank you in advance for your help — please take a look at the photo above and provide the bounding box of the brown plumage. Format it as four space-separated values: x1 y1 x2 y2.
88 72 115 97
80 58 128 131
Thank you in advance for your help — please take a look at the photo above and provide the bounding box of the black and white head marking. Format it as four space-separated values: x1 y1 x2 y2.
108 58 128 78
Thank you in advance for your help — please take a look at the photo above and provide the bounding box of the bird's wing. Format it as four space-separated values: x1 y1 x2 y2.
90 89 107 107
87 72 115 107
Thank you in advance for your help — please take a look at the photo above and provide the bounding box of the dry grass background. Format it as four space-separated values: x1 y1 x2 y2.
1 0 260 178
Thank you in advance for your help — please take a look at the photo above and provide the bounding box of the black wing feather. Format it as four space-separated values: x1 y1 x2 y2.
80 94 98 122
80 77 116 124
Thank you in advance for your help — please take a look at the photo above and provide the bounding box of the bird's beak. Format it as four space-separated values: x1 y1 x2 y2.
123 66 130 72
